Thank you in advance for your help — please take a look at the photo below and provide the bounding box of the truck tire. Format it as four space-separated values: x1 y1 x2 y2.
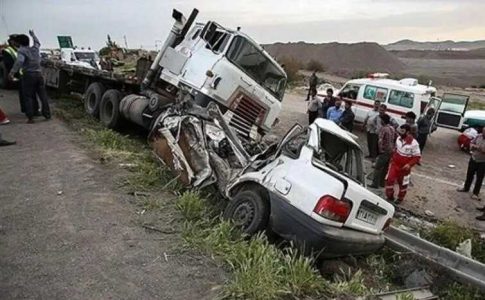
223 189 270 235
84 82 105 118
100 89 123 129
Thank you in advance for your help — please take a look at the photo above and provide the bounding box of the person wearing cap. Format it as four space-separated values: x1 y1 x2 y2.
385 124 421 204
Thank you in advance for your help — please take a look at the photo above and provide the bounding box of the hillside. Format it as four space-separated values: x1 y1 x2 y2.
391 48 485 59
264 42 405 74
385 39 485 51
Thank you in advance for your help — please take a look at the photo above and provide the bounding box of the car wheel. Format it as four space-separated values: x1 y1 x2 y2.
100 89 123 129
223 189 269 235
84 82 105 118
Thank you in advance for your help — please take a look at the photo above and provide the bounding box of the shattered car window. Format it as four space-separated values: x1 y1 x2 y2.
282 129 309 158
312 130 364 184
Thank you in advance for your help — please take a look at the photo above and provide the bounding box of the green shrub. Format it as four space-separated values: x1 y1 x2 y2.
306 60 325 72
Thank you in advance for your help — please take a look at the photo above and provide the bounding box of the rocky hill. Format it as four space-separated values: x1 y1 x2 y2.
385 39 485 51
263 42 405 75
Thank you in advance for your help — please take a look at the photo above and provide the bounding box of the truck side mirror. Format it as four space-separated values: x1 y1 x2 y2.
201 21 217 43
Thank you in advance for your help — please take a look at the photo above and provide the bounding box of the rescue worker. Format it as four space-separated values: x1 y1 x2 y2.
458 127 479 152
306 71 318 101
0 106 10 125
417 108 436 152
363 100 380 160
385 124 421 204
322 88 336 119
339 100 355 132
457 127 485 201
8 30 50 123
2 35 28 113
369 114 396 188
307 89 320 124
326 98 343 123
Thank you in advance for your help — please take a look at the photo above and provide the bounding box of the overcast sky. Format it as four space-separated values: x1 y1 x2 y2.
1 0 484 50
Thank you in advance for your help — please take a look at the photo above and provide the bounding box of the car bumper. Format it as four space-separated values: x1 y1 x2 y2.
268 192 385 257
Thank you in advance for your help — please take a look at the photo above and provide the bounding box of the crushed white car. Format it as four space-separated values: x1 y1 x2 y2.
149 100 394 257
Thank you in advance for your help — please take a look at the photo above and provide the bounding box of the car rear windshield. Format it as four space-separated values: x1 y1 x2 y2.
226 36 286 101
313 130 364 184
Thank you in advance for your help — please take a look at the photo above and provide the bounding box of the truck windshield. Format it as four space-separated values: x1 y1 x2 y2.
75 52 97 61
313 130 364 184
226 36 286 101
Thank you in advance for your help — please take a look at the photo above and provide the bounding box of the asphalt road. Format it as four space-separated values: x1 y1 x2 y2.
0 89 224 300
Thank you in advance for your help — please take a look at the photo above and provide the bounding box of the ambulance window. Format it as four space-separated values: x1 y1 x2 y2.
389 90 414 108
339 84 361 100
363 85 388 102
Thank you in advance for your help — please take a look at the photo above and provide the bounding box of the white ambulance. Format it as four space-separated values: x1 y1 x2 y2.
335 74 437 125
334 74 470 131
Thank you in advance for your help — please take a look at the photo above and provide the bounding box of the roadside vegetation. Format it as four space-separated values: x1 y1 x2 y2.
54 96 483 299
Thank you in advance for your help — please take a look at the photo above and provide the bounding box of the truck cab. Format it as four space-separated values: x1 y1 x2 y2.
159 22 287 140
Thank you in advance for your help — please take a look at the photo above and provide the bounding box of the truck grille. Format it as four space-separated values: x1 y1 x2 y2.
228 96 266 138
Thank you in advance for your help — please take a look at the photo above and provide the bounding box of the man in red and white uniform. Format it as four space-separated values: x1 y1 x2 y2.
385 124 421 204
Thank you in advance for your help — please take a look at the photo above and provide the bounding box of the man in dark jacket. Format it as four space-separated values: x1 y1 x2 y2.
339 100 355 132
306 71 318 101
2 35 28 113
9 30 50 123
416 108 436 152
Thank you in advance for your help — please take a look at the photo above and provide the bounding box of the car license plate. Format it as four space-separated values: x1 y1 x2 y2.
356 208 378 225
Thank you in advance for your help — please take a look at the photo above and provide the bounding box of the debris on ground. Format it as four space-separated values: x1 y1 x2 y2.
456 239 473 258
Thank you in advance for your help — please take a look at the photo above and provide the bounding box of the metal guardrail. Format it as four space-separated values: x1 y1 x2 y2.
384 225 485 292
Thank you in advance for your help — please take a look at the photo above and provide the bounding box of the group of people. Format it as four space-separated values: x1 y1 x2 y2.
362 101 425 204
307 87 355 132
0 30 50 147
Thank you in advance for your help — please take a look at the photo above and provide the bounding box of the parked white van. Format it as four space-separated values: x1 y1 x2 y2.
333 74 437 125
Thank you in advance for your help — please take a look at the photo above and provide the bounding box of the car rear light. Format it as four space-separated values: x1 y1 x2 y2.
383 218 392 231
313 195 351 223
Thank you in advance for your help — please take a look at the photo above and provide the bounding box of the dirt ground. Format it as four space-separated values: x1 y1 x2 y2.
273 90 485 232
0 90 225 299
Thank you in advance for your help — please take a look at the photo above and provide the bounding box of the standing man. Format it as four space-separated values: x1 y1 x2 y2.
369 114 396 188
385 124 421 204
307 89 320 124
326 98 343 123
457 127 485 201
405 111 418 138
306 71 318 101
416 108 436 152
2 35 27 113
322 88 336 119
339 100 355 131
8 30 50 123
363 100 380 160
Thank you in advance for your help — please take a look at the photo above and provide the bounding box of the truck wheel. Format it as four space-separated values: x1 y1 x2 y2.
100 89 123 129
223 189 269 235
84 82 105 118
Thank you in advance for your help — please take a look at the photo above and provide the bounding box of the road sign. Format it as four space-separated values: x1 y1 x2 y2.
57 36 73 49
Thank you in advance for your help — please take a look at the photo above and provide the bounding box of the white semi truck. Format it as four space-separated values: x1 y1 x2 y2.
42 8 287 142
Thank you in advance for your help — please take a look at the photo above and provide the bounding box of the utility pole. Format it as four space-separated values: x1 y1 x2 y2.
123 35 128 49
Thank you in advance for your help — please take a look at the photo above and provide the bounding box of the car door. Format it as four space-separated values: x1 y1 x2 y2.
421 97 441 135
434 93 470 130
